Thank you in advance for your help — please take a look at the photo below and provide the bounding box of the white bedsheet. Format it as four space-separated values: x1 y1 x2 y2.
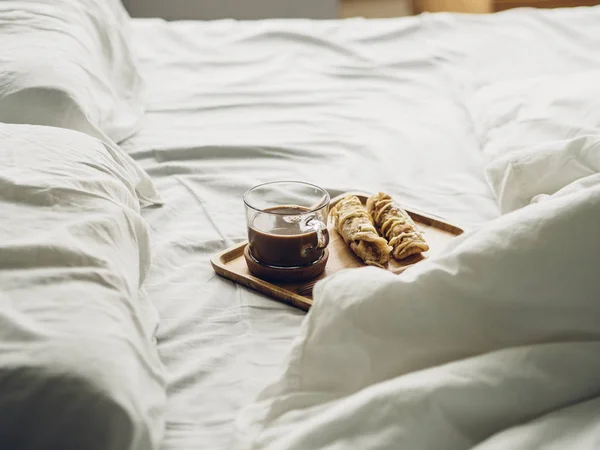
123 6 600 449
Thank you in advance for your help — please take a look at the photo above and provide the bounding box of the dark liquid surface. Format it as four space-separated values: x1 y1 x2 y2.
248 206 321 267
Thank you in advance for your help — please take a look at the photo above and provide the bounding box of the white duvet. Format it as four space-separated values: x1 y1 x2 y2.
236 169 600 450
0 123 166 449
474 70 600 213
234 71 600 449
0 3 168 449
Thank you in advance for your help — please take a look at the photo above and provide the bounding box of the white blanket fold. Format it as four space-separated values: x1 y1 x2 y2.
235 174 600 449
0 123 166 450
473 70 600 212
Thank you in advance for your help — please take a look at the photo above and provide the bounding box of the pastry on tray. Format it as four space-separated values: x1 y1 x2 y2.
330 195 392 268
367 192 429 260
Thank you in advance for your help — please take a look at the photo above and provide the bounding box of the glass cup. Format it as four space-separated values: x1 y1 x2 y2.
244 181 330 268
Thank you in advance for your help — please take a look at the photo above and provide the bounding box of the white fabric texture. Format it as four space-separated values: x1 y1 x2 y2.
485 135 600 212
0 123 166 450
0 0 160 205
234 166 600 450
120 6 600 449
124 16 499 450
472 70 600 212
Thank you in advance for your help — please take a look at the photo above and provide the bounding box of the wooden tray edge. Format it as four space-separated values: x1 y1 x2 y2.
211 245 313 311
210 191 466 311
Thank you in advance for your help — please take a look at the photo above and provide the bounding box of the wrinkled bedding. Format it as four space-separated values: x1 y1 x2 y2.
122 6 600 449
235 159 600 450
125 15 498 450
0 123 166 450
474 70 600 212
0 0 159 204
230 12 600 447
0 3 167 449
1 2 600 450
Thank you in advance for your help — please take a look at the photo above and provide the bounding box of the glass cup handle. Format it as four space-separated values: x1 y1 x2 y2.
305 216 329 249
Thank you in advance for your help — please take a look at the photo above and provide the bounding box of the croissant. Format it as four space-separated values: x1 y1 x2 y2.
367 192 429 260
330 195 391 268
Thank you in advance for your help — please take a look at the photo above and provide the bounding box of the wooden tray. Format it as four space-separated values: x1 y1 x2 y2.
211 192 464 311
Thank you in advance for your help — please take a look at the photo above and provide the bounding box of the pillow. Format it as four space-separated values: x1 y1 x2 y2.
0 123 166 450
0 0 160 206
473 70 600 212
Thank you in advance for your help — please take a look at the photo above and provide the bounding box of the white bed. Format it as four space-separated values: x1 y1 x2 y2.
119 7 600 449
1 1 598 448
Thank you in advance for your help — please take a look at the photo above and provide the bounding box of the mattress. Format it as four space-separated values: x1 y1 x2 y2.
121 6 600 449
